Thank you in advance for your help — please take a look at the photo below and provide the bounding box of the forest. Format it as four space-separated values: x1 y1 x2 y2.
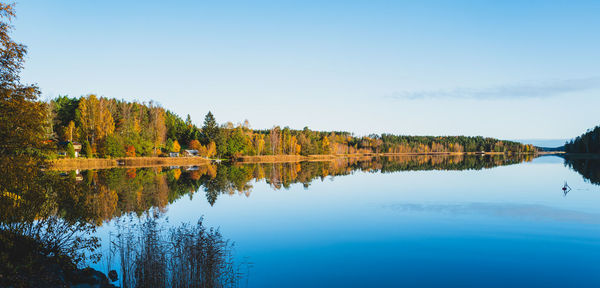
45 95 536 159
564 125 600 154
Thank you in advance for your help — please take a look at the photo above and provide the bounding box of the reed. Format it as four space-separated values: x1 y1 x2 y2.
112 215 243 288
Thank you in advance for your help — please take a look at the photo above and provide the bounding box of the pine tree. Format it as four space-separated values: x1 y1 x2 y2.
202 111 219 143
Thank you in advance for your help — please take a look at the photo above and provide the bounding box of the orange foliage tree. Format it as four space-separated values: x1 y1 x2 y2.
189 139 201 151
125 145 136 157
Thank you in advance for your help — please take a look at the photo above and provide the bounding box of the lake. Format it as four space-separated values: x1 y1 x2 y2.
3 154 600 287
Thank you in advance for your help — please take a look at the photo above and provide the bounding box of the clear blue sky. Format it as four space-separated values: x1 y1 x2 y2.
12 0 600 141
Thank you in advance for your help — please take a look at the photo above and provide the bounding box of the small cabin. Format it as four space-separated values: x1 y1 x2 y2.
72 142 82 155
183 149 199 157
169 152 180 157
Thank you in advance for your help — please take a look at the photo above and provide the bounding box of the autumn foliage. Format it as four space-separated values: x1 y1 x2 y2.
46 99 536 160
125 145 136 157
171 140 181 153
188 140 201 151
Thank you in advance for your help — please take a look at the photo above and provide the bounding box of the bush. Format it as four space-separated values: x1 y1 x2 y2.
101 135 125 158
66 143 76 158
83 140 93 158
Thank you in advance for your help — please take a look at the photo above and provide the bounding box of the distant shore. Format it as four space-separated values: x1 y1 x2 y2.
50 151 545 170
536 151 566 155
234 151 546 163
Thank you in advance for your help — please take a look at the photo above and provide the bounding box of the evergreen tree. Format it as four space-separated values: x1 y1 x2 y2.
202 111 219 143
83 140 93 158
565 125 600 154
66 142 75 158
102 135 124 158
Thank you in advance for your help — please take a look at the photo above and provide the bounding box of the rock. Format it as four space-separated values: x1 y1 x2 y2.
69 267 117 288
108 270 118 282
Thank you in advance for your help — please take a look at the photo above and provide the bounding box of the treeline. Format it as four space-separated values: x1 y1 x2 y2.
46 95 536 159
564 125 600 154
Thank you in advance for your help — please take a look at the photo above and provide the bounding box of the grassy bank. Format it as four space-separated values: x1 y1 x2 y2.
234 153 383 163
51 157 211 170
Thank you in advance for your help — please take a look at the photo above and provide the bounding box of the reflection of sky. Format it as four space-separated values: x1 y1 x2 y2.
92 156 600 287
384 202 600 224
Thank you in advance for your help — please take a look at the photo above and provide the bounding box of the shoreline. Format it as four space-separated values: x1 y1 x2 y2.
50 151 544 170
234 151 543 163
50 156 212 170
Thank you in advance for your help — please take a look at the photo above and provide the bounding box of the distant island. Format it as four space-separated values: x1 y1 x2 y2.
45 95 537 166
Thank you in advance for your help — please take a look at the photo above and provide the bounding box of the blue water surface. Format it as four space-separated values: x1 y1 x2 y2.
92 155 600 287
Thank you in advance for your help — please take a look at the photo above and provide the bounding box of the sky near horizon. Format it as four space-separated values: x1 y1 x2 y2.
12 0 600 141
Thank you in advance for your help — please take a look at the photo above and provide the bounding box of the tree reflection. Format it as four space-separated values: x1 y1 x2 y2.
0 152 548 286
53 154 535 223
0 155 101 286
0 156 248 286
563 155 600 185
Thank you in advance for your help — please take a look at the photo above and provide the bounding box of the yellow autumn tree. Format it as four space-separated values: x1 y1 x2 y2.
171 140 181 153
198 144 208 157
62 120 78 142
206 141 217 158
290 135 300 155
97 100 114 140
149 103 166 156
322 136 331 154
254 134 265 156
77 94 114 146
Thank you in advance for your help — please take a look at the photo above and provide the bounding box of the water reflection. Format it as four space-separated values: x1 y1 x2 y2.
55 154 536 224
0 155 244 287
385 202 600 224
563 155 600 185
5 153 598 287
0 155 101 286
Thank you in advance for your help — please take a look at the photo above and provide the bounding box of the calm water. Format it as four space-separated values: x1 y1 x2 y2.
74 155 600 288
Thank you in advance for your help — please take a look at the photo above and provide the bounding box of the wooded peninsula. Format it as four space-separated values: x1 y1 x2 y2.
45 95 537 164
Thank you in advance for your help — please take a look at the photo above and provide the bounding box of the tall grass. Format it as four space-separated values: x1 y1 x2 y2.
112 215 243 288
51 157 212 171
